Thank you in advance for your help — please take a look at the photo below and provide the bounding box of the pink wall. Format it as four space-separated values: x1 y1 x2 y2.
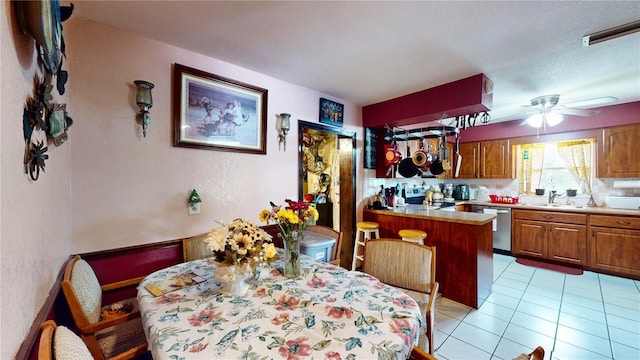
457 102 640 142
1 2 72 358
65 18 363 253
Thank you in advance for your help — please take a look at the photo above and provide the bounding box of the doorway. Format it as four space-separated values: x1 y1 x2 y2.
298 121 356 268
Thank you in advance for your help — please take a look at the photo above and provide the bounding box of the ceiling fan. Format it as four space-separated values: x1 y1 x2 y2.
522 94 618 129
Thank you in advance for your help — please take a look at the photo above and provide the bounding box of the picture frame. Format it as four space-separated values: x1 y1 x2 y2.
173 64 268 154
319 98 344 127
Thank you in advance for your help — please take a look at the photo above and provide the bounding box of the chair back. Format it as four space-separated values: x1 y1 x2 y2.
529 346 545 360
306 225 343 265
61 256 102 326
39 320 94 360
409 346 438 360
182 232 213 262
363 239 435 293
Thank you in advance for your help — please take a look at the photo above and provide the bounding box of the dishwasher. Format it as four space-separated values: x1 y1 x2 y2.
470 205 511 254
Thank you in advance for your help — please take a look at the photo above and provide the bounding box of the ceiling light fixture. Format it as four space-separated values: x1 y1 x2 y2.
583 20 640 47
526 95 563 133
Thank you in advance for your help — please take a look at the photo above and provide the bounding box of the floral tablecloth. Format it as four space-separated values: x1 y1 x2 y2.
137 254 422 360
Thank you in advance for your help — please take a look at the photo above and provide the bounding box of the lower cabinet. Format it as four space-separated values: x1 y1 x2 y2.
588 215 640 277
512 210 587 265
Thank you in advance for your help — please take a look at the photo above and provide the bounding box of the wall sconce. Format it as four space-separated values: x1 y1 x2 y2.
134 80 154 137
278 113 291 151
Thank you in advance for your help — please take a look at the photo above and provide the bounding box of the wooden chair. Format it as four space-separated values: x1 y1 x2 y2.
181 232 213 262
513 346 545 360
409 346 438 360
61 256 148 360
363 239 439 355
39 320 94 360
306 225 343 266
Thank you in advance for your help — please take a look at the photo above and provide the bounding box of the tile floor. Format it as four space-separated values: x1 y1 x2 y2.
432 254 640 360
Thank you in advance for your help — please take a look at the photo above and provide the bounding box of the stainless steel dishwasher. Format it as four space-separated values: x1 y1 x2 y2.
470 205 512 254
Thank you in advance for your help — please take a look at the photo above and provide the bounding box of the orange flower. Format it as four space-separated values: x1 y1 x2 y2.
271 313 290 325
307 276 328 288
187 309 221 327
278 336 312 360
325 306 353 319
274 295 301 311
325 351 342 360
154 293 181 305
390 319 417 346
188 342 208 353
393 295 417 309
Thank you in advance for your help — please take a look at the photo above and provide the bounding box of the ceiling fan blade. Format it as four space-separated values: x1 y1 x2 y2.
555 108 600 116
563 96 618 108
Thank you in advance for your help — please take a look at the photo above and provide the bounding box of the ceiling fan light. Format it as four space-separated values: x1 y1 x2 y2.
546 112 563 126
526 113 543 128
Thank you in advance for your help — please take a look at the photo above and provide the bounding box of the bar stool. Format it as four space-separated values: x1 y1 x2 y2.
398 229 427 245
351 221 380 270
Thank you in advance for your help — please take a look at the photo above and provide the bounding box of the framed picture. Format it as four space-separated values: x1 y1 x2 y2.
173 64 268 154
319 98 344 127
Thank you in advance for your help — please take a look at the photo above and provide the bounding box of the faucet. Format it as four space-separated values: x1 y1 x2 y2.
549 191 558 204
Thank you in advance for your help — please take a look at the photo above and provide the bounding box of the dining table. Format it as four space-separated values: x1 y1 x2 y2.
137 251 423 360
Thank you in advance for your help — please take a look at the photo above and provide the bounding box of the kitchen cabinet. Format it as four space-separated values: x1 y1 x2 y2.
588 214 640 277
455 139 512 179
512 209 587 265
597 123 640 178
457 142 479 178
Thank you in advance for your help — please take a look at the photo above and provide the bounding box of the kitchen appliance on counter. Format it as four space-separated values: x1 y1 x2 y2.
405 187 427 204
443 184 455 203
477 186 490 202
470 204 511 254
605 196 640 210
454 184 470 200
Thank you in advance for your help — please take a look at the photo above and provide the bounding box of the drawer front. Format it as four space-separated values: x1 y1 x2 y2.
590 214 640 229
513 210 587 224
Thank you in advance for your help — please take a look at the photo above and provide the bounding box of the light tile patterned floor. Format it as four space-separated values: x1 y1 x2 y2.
432 254 640 360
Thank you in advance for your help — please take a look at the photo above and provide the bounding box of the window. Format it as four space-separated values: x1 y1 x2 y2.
515 139 595 195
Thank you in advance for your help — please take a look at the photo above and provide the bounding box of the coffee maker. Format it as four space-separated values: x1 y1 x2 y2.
454 184 470 200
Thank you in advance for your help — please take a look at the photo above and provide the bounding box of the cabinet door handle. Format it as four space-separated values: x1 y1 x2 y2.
543 215 553 219
616 221 631 225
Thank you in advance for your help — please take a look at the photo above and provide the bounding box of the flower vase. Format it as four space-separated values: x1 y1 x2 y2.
214 263 252 296
281 231 303 279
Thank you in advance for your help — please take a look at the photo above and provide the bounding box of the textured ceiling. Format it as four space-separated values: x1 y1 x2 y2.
74 1 640 123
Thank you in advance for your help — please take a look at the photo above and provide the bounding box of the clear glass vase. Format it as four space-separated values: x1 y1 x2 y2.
280 231 302 279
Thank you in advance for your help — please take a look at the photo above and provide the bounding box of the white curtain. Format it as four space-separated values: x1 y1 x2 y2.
556 139 594 193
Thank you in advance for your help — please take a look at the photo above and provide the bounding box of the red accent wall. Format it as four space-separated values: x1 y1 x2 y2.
458 101 640 142
363 74 492 127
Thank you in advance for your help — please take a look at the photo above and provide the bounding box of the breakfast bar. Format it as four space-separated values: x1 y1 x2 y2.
364 206 496 309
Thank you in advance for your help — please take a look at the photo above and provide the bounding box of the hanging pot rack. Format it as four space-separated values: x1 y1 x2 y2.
384 125 460 143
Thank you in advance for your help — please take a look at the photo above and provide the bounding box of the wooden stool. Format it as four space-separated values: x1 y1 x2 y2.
399 229 427 245
352 221 380 270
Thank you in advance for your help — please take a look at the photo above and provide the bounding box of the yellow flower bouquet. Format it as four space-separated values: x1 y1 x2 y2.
260 200 319 278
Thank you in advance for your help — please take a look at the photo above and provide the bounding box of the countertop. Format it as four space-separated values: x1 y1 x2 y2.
464 200 640 217
364 205 496 226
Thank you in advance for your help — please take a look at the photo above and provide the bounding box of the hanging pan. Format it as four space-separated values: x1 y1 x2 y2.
398 141 420 178
412 138 433 173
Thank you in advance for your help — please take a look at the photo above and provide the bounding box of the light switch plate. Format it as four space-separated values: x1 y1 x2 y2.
188 203 201 215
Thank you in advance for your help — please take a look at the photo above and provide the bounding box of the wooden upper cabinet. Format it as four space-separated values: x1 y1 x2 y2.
457 142 479 178
456 139 511 179
481 139 511 178
597 123 640 178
